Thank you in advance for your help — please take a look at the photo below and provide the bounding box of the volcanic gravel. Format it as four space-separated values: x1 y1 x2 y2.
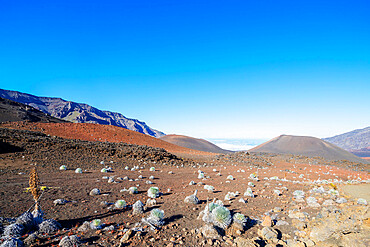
0 127 189 174
0 124 369 247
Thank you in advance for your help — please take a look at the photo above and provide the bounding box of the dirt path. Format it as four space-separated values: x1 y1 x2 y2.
339 183 370 201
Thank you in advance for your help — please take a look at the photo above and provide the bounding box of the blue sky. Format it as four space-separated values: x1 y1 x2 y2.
0 0 369 139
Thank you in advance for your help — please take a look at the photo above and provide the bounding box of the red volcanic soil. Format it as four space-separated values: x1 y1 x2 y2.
1 152 369 246
0 122 215 156
0 126 369 246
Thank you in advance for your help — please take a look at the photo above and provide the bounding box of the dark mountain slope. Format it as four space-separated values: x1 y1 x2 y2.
0 97 65 123
0 88 164 137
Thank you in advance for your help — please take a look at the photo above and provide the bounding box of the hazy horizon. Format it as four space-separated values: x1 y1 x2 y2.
1 1 369 139
205 138 266 151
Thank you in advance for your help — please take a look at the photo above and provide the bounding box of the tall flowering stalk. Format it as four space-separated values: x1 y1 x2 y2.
29 167 41 211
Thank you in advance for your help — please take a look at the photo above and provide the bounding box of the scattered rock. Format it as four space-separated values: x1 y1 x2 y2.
103 225 115 231
286 239 305 247
146 198 157 207
59 235 81 247
234 237 257 247
335 197 347 204
273 207 282 212
77 221 91 232
226 222 244 237
308 204 367 244
288 210 306 220
322 199 335 206
23 233 38 246
276 220 289 226
262 215 273 227
120 229 134 243
258 226 278 241
200 224 220 239
291 219 306 231
53 198 67 205
89 188 101 196
304 239 315 246
357 198 367 205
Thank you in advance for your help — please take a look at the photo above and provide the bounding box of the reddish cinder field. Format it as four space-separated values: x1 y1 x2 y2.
0 122 214 157
0 122 369 246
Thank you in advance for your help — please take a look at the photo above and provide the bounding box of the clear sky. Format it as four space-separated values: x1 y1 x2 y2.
0 0 369 139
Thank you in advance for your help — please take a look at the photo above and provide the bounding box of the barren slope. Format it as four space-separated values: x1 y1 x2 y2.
0 122 213 156
323 126 370 151
249 135 368 163
160 134 231 154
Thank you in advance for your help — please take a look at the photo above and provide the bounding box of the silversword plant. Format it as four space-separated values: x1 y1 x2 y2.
147 208 164 226
147 187 159 198
211 206 232 229
114 200 126 209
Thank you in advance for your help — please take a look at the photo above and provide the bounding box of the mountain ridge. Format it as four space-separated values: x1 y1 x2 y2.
0 97 66 123
323 126 370 151
0 88 165 138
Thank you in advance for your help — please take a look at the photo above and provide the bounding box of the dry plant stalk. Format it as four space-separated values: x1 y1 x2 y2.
29 167 41 209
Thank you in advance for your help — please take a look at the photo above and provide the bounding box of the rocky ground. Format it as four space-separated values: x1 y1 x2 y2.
0 127 369 247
